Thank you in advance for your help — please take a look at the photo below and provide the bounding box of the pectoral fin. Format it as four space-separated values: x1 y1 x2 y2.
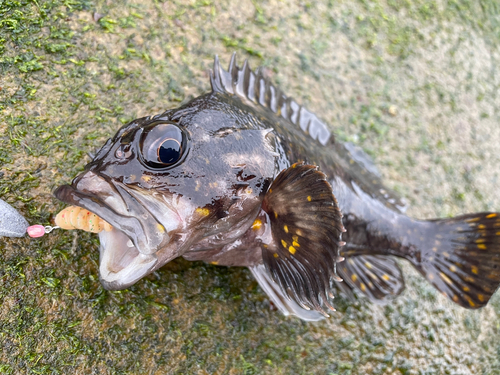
257 163 345 317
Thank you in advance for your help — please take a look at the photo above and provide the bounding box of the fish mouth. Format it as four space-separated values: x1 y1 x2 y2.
54 172 176 290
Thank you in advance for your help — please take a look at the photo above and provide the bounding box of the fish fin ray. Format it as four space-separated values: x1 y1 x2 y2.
412 213 500 308
337 255 405 304
259 163 345 315
249 264 326 321
209 55 332 145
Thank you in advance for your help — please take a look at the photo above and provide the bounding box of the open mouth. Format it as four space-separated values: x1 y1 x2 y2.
53 172 170 290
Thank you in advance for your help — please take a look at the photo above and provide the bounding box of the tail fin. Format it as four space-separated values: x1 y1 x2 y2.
410 212 500 308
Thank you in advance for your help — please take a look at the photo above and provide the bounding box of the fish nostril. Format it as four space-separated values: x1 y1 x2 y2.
115 144 132 159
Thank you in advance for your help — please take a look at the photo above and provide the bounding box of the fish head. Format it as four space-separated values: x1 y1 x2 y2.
54 93 278 290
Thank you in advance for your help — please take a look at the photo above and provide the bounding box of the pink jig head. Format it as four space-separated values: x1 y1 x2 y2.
27 225 59 238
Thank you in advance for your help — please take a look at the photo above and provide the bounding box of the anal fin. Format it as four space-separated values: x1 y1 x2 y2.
337 255 405 304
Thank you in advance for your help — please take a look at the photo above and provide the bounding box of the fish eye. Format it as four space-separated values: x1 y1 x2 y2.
140 122 186 168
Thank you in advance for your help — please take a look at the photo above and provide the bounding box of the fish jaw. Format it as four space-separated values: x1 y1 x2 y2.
54 171 184 290
98 228 158 290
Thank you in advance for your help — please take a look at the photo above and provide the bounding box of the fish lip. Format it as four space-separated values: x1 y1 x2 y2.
54 183 148 250
54 179 167 290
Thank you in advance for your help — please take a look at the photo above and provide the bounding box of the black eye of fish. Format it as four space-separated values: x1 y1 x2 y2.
157 138 181 164
140 122 186 168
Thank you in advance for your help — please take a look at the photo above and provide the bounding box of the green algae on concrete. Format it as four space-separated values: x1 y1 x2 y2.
1 0 500 374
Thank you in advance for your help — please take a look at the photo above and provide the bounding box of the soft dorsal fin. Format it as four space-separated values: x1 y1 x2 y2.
210 54 332 146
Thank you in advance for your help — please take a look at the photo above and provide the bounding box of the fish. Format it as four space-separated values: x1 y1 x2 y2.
53 55 500 321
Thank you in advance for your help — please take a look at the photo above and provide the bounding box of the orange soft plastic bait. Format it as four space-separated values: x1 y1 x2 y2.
54 206 112 233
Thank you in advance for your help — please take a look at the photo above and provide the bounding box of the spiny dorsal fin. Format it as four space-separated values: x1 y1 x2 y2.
210 54 332 146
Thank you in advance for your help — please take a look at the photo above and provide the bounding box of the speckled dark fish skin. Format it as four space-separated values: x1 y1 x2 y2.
54 55 500 321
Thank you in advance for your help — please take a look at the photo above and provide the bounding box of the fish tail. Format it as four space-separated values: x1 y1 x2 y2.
409 212 500 308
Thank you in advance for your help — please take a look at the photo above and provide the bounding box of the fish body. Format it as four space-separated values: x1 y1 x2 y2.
54 55 500 320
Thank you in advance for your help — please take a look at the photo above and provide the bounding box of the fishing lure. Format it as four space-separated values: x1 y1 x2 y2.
0 199 111 238
54 206 112 233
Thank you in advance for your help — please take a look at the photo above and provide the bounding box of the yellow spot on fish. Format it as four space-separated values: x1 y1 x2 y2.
292 163 297 168
442 251 450 257
292 241 300 247
307 196 312 202
465 276 474 283
292 235 299 242
478 244 487 250
466 297 476 307
452 295 459 302
478 224 486 229
142 175 151 182
365 262 373 269
368 282 374 288
273 253 279 258
252 219 262 230
351 274 358 282
463 286 470 292
476 238 486 244
382 274 390 281
440 272 452 285
450 265 457 272
211 261 218 265
157 224 165 233
360 283 366 291
296 229 303 236
289 246 296 255
245 188 252 194
471 266 478 274
281 239 287 248
467 217 480 222
478 294 485 302
269 188 273 193
196 207 210 216
496 231 500 236
486 213 497 219
284 225 289 233
432 247 437 252
274 212 278 219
